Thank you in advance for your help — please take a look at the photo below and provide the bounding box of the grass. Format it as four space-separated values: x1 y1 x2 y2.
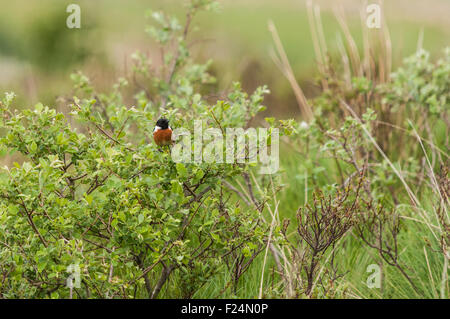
167 141 447 299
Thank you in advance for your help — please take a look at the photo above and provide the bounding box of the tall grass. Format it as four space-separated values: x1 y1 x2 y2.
188 1 449 299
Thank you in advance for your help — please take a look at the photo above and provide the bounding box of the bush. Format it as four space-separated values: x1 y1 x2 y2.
0 1 278 298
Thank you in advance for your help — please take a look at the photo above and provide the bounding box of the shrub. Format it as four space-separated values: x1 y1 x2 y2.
0 1 278 298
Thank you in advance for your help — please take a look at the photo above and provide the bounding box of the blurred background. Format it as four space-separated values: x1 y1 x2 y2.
1 0 449 118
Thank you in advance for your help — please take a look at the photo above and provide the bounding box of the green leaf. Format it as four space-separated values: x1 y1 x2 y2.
85 194 93 205
176 163 187 178
29 141 37 153
8 204 19 216
34 103 44 113
22 162 32 173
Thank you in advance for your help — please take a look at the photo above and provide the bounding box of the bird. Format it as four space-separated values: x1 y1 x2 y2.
153 118 173 147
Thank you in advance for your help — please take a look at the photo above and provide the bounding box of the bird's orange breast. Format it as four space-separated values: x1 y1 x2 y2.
153 128 173 146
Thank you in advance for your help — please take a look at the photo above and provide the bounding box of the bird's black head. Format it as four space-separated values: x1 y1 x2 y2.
156 118 169 130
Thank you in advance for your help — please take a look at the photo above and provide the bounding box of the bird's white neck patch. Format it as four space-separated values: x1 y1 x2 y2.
153 126 162 132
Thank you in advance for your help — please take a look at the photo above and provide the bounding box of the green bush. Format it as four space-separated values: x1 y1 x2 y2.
0 1 278 298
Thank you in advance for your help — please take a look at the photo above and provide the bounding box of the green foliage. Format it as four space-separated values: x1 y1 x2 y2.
0 1 274 298
384 48 450 115
272 47 449 298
